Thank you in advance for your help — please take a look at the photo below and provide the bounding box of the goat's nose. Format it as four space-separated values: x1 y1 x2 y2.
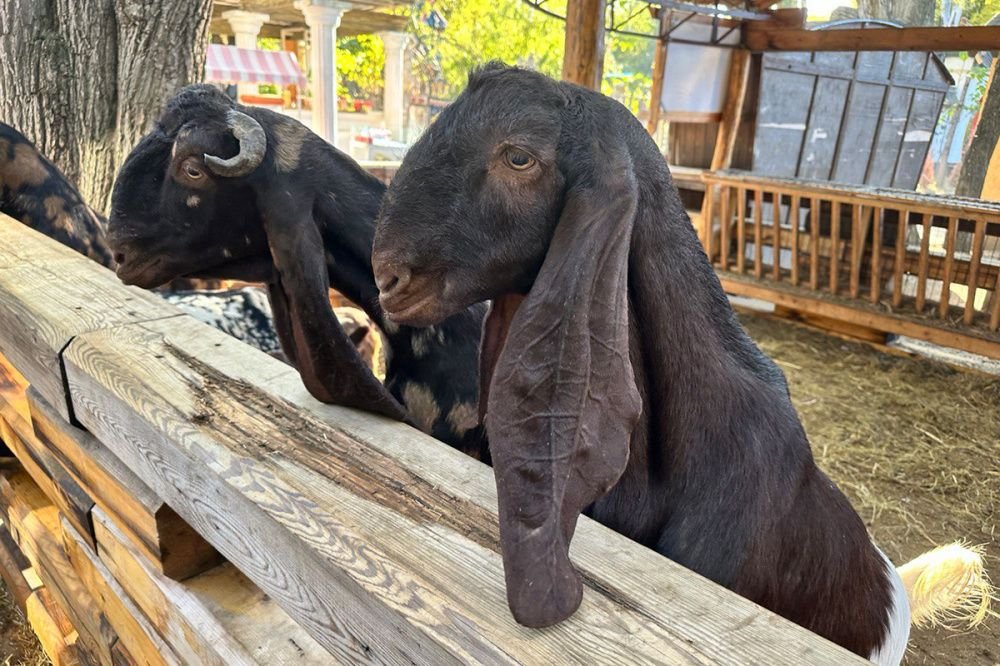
374 262 412 297
113 252 126 265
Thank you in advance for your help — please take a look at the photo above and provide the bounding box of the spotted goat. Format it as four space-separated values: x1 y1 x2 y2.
0 121 367 361
107 85 487 458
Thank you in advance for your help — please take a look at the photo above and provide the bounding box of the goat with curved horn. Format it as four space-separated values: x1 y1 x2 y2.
108 84 488 455
204 109 267 177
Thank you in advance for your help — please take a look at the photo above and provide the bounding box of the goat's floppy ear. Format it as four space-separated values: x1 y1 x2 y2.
482 152 643 627
261 201 410 423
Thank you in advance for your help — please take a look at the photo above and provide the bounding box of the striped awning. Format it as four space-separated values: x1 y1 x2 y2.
205 44 307 87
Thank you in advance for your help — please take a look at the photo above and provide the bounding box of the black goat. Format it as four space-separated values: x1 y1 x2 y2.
1 123 114 266
372 64 923 661
0 121 288 358
107 85 487 458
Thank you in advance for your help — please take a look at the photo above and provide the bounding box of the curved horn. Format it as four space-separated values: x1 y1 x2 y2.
204 109 266 177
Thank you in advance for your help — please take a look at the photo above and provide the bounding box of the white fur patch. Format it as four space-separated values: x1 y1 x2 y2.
186 195 201 208
870 547 910 666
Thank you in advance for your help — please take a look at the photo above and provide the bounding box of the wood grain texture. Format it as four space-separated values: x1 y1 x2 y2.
746 24 1000 53
0 413 95 548
28 389 218 580
26 586 85 666
61 313 866 665
965 220 986 325
60 515 181 666
0 215 180 421
719 273 1000 359
0 520 33 611
2 510 84 664
93 507 328 665
561 0 605 90
0 468 114 665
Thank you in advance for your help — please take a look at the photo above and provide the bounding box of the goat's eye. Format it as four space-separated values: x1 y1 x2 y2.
183 163 203 180
504 149 535 171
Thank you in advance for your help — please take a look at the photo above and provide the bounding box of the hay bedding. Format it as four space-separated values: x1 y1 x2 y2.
740 313 999 666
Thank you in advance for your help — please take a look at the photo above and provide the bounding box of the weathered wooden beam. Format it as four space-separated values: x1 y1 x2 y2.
0 206 867 664
0 518 84 665
93 508 328 665
0 216 180 422
710 48 752 172
0 521 33 612
61 515 182 666
0 414 95 548
28 388 220 581
745 24 1000 53
62 315 865 664
562 0 605 89
0 469 114 665
719 272 1000 359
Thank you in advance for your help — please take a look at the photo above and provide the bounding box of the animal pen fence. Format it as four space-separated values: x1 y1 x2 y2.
700 171 1000 360
0 214 869 664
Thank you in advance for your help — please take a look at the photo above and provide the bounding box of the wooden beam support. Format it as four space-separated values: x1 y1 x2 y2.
562 0 606 90
27 388 220 581
719 272 1000 360
710 48 752 171
93 508 328 665
746 24 1000 53
0 219 180 422
61 314 865 664
0 212 870 665
0 469 114 664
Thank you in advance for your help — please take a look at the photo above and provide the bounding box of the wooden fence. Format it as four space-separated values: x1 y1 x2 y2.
0 214 867 663
702 171 1000 359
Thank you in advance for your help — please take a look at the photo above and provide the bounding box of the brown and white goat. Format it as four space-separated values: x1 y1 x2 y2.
372 64 989 663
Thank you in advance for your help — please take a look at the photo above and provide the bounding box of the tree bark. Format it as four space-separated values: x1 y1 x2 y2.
956 59 1000 198
0 0 211 213
858 0 935 26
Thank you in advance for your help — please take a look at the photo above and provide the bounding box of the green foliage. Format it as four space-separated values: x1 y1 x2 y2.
337 34 386 102
957 0 1000 24
410 0 656 108
410 0 567 98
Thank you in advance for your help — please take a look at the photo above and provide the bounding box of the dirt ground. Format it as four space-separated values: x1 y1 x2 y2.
741 313 999 666
0 314 996 664
0 582 46 666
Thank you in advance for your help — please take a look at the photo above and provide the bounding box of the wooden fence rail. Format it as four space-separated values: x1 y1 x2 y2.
0 214 867 664
702 171 1000 359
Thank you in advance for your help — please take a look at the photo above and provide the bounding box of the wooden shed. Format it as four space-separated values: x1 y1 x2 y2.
752 20 954 190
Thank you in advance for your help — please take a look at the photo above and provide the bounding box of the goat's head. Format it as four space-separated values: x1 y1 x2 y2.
111 85 407 421
108 85 270 288
373 63 644 628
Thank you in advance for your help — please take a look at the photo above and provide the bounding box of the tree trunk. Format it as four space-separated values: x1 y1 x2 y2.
858 0 935 26
0 0 211 214
956 60 1000 197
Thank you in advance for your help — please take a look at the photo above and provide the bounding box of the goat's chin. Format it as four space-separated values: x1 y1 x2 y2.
381 293 454 328
116 258 174 289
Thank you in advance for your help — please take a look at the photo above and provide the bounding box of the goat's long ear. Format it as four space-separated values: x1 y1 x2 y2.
482 154 643 627
261 203 410 423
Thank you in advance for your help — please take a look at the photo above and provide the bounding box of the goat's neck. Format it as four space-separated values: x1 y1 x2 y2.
313 165 485 365
628 179 787 409
606 175 797 531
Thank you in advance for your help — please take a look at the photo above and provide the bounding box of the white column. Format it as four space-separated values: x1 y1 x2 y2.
379 31 410 141
222 10 270 102
296 0 352 145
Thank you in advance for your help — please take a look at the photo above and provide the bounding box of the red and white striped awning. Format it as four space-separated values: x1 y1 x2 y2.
205 44 307 87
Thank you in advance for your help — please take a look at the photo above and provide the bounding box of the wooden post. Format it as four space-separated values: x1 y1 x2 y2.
710 49 751 171
646 10 668 135
562 0 606 90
